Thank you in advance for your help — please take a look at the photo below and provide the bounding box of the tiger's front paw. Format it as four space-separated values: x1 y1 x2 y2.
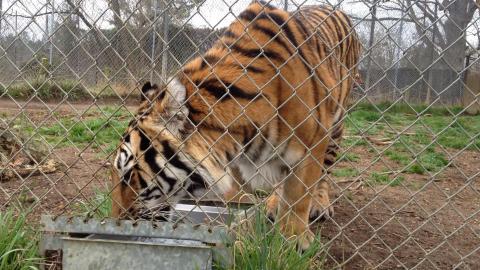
309 192 334 223
265 193 279 222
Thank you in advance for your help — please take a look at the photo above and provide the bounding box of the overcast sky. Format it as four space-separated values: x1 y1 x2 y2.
1 0 478 48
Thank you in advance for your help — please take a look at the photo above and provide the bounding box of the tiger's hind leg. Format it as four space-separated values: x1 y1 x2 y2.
275 141 328 250
308 120 344 222
308 179 334 222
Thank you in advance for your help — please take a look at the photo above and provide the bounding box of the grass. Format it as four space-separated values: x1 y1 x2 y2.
368 173 405 187
405 150 449 174
0 209 40 270
218 209 325 270
346 102 480 151
14 106 130 156
338 152 360 163
73 189 112 219
1 77 90 101
344 102 479 176
332 168 359 177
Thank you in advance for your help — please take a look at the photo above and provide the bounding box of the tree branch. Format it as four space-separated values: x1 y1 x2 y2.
2 11 71 19
64 0 94 29
351 16 419 23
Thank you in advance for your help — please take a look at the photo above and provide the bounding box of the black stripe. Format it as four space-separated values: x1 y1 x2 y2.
144 146 177 193
138 129 151 151
331 125 343 140
223 29 237 39
239 10 295 57
226 151 234 162
252 24 293 55
228 43 284 62
263 11 285 28
304 10 336 48
161 141 190 172
187 182 206 194
328 12 348 55
121 168 132 186
257 0 275 9
140 185 161 198
239 9 257 22
294 15 311 44
186 102 202 114
137 172 149 189
123 134 131 143
317 9 343 45
244 65 264 73
197 79 259 101
267 11 313 74
280 165 290 175
161 141 207 190
200 55 220 69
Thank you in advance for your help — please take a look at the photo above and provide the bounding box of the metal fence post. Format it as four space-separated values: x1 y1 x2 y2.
160 0 170 82
151 0 158 82
364 2 377 91
49 0 54 66
393 10 405 101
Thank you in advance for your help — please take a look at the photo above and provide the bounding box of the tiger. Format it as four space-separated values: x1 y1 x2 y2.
111 0 360 250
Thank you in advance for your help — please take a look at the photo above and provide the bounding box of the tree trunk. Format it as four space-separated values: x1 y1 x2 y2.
110 0 127 67
365 4 377 91
434 0 478 104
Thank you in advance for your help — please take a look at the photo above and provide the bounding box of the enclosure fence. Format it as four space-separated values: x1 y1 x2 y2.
0 0 479 269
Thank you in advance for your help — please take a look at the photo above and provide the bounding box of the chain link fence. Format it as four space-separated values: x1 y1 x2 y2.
0 0 479 269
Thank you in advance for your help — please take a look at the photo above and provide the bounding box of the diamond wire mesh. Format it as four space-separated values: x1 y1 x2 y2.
0 0 479 269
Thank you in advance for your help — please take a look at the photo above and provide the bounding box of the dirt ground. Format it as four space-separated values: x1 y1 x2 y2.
1 99 479 269
319 148 480 269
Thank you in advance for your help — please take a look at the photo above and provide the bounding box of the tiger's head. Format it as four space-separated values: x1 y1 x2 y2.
110 79 210 221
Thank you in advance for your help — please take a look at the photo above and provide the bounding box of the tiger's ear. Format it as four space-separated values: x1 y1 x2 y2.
160 77 187 115
150 77 189 137
140 81 162 101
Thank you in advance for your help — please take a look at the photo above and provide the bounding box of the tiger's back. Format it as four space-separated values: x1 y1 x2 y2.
177 2 360 176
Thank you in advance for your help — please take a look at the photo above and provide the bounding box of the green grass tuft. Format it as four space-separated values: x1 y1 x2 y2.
406 151 448 174
219 209 324 270
368 173 404 187
332 168 359 177
15 106 130 156
338 152 360 163
0 209 40 270
73 189 112 219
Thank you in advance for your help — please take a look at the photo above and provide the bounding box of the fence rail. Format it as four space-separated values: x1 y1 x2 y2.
0 0 479 269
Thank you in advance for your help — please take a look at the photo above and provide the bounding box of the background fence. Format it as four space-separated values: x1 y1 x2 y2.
0 0 479 269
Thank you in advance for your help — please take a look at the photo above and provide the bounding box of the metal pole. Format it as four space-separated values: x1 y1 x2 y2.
151 0 158 82
45 1 49 43
426 3 438 104
160 0 170 82
393 9 405 100
49 0 54 65
14 11 17 66
0 0 3 36
284 0 288 11
364 2 377 91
